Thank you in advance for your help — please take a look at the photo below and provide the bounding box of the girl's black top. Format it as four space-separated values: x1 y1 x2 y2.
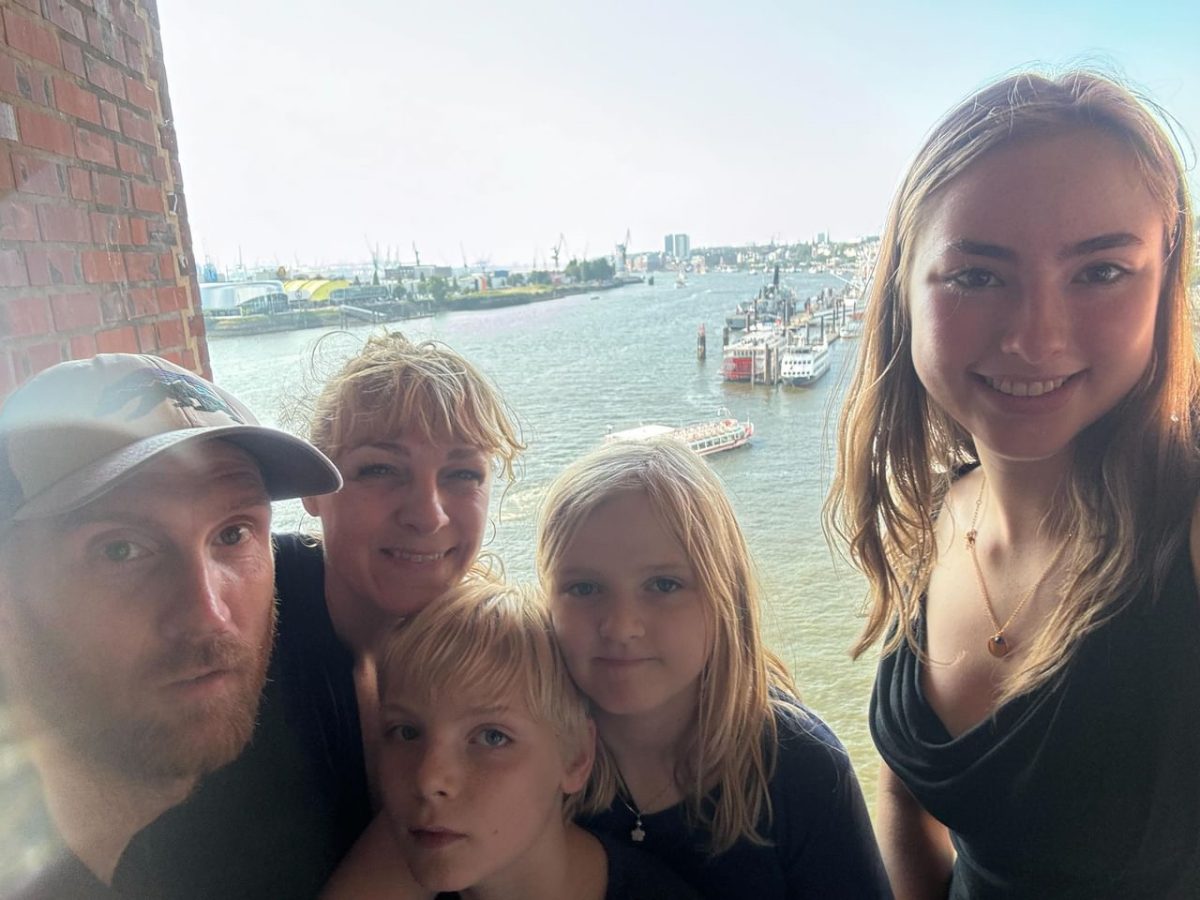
872 544 1200 899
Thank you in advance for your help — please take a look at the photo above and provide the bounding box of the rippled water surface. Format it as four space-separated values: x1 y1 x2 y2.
210 271 883 805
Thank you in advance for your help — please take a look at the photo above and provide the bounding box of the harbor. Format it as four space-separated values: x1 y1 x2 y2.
719 270 861 387
210 269 882 807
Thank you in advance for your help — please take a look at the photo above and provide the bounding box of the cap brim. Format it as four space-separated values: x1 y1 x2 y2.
13 426 342 521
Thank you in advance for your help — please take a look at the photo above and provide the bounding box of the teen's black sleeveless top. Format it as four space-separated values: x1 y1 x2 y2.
871 545 1200 899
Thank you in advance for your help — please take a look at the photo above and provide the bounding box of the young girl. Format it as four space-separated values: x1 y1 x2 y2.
537 438 891 899
324 577 700 900
828 71 1199 898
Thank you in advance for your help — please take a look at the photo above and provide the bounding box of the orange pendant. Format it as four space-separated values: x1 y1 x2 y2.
988 634 1011 658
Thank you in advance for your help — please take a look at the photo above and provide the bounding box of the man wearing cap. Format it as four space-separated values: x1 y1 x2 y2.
0 354 361 898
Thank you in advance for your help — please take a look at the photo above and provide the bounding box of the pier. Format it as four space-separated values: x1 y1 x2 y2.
717 284 856 386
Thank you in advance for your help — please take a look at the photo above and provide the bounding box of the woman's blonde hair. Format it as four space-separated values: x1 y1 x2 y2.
827 69 1199 703
536 438 800 854
377 577 595 818
300 330 524 479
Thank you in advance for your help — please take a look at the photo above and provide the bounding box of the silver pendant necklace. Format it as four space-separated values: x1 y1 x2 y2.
615 771 674 843
619 794 649 842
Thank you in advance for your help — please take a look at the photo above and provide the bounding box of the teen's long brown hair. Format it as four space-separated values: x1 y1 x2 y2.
826 70 1198 703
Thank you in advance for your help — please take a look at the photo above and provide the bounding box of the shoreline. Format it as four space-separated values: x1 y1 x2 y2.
205 278 642 338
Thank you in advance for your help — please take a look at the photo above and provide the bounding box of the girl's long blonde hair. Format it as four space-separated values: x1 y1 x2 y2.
536 438 799 854
827 69 1199 704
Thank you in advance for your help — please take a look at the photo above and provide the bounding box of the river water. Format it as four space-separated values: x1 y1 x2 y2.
209 270 883 805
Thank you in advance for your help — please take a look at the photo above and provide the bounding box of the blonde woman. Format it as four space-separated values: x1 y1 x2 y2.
538 439 890 899
828 71 1199 898
271 331 524 888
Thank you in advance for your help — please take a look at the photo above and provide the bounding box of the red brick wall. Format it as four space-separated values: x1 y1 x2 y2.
0 0 209 403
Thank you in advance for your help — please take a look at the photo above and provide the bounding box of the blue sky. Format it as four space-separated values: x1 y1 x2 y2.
157 0 1199 270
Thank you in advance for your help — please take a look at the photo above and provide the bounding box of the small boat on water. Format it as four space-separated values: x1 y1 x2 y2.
605 412 754 456
726 303 752 330
780 341 831 386
675 272 687 288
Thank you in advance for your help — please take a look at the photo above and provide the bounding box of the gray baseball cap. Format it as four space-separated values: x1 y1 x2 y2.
0 353 341 523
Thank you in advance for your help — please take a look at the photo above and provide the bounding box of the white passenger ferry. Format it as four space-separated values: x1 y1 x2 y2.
604 413 754 456
780 342 830 386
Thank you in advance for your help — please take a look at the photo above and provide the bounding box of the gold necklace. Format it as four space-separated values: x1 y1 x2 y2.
965 475 1071 659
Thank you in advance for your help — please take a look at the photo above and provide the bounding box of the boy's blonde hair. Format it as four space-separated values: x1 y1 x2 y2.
536 438 800 854
826 69 1199 703
377 578 594 817
300 330 525 478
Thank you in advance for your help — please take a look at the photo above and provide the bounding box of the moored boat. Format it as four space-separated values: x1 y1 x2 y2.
721 326 784 382
780 341 831 386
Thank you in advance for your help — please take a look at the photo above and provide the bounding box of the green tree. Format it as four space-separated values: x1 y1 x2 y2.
582 257 615 281
427 275 451 303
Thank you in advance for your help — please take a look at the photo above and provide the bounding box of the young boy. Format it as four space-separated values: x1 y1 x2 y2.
322 578 698 900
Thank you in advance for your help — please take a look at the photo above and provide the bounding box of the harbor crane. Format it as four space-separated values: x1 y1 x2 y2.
551 234 566 272
365 237 381 285
615 227 631 273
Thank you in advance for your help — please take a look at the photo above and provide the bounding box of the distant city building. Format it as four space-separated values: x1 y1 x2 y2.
664 233 691 260
385 264 438 280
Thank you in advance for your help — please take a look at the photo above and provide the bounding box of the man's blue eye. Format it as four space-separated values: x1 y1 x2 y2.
218 525 249 546
101 540 146 562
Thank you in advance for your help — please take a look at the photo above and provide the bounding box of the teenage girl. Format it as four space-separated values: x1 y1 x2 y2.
537 438 892 899
828 71 1199 898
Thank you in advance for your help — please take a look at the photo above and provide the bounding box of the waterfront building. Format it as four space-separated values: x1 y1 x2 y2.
282 278 352 303
199 281 288 316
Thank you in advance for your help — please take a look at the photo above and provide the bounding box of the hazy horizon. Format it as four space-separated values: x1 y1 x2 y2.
158 0 1200 270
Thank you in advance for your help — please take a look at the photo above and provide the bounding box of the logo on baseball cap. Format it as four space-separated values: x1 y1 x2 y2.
0 354 341 523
